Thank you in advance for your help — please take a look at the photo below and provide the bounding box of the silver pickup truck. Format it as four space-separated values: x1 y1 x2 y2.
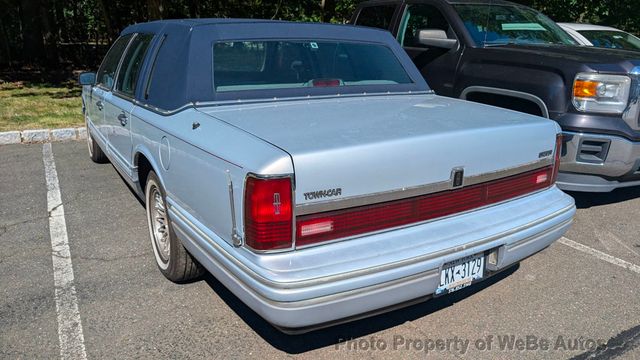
79 19 575 333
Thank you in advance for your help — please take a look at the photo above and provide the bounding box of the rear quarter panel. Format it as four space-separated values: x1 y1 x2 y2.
129 106 293 246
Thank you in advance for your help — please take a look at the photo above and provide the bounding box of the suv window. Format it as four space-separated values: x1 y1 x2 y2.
96 35 133 89
116 34 154 98
399 4 453 47
356 5 396 30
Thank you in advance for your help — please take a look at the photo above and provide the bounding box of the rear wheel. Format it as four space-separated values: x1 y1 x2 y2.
145 171 203 282
86 118 108 163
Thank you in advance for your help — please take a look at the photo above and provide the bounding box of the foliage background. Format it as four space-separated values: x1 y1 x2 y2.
0 0 639 76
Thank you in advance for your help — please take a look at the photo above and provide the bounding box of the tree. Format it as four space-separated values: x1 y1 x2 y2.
1 0 638 73
19 0 46 65
321 0 336 22
40 0 61 67
147 0 163 20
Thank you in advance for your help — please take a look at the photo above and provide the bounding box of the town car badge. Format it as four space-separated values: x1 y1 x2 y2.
304 188 342 200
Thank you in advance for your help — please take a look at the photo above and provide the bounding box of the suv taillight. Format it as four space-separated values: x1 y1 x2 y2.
244 176 292 251
551 134 562 184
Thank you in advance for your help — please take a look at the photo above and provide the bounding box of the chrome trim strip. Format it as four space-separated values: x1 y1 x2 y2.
130 91 434 116
132 99 195 116
168 197 573 291
195 91 434 108
296 158 553 215
226 170 243 247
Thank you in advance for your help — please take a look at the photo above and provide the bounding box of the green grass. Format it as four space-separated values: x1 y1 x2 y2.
0 81 83 132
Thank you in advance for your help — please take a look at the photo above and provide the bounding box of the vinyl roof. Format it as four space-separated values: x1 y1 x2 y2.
115 19 429 111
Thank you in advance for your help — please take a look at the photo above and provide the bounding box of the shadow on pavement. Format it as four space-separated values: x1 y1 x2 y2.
567 186 640 209
202 264 519 354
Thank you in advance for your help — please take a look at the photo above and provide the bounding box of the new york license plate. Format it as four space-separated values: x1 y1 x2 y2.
436 253 485 296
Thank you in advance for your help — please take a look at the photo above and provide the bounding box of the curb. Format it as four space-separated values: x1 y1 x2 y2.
0 127 87 145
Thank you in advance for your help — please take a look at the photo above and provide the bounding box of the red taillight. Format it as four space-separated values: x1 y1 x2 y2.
551 134 563 184
311 79 341 87
244 176 292 251
485 166 552 203
296 166 554 247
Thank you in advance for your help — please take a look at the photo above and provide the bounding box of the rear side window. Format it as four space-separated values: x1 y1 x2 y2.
213 40 413 92
356 5 397 30
116 34 154 98
96 35 133 89
144 35 166 100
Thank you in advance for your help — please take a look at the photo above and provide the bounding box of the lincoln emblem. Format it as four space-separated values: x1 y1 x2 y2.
273 193 281 215
452 168 464 188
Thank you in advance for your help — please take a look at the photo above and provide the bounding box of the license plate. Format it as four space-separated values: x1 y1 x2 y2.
435 253 485 296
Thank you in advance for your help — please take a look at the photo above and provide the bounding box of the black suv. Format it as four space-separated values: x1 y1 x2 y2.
352 0 640 192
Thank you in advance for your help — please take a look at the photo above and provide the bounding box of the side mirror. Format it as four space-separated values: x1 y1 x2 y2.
78 72 96 86
418 29 458 49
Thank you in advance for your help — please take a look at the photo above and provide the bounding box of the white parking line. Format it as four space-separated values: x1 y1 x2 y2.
559 236 640 275
43 143 88 360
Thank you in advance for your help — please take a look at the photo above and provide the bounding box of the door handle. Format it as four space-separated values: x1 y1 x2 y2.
96 101 103 111
118 113 128 126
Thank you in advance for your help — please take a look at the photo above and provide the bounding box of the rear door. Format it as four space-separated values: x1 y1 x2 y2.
92 35 133 144
105 33 155 178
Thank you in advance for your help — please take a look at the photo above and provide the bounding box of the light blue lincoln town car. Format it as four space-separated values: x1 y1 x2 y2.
78 19 576 333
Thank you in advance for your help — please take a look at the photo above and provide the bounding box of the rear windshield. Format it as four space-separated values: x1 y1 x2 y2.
578 30 640 51
213 40 413 93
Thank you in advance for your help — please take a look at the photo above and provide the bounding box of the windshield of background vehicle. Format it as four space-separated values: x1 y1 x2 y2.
578 30 640 51
454 4 577 47
213 40 414 93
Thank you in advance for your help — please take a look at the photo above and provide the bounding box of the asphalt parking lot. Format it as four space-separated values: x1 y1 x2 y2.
2 141 640 359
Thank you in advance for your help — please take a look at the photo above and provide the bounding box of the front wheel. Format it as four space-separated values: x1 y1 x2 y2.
145 171 204 282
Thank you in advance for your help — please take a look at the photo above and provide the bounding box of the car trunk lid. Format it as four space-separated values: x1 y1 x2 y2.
199 94 559 207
